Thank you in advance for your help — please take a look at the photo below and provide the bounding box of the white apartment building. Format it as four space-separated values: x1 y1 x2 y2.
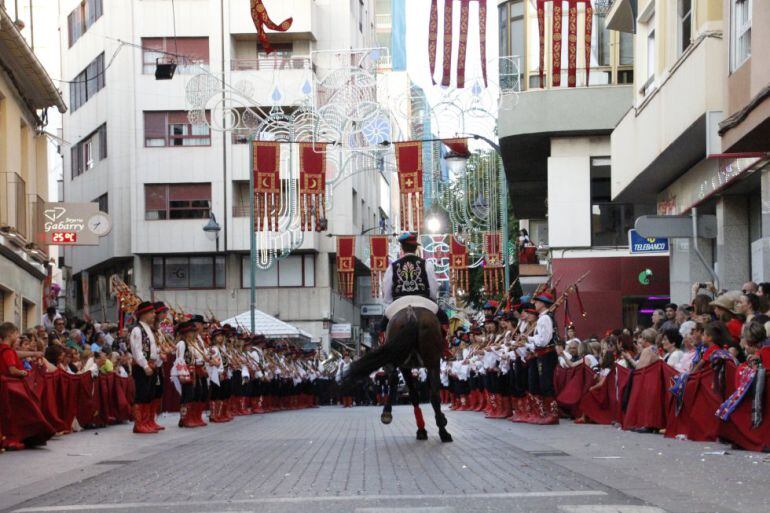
59 0 386 350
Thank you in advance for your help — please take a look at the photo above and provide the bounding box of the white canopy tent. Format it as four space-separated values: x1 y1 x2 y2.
222 308 313 342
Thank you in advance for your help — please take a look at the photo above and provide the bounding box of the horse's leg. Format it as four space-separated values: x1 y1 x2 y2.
401 367 428 441
381 366 399 425
428 366 453 443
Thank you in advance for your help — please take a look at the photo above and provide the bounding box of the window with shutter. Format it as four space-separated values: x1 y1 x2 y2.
141 37 209 74
144 111 210 147
144 112 168 146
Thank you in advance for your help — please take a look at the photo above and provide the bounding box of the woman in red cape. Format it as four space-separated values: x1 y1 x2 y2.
622 360 678 431
0 322 55 450
665 366 723 441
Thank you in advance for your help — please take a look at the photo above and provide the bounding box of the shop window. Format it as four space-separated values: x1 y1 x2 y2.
241 254 316 288
152 255 225 290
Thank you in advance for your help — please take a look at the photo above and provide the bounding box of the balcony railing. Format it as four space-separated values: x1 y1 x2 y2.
0 172 27 239
230 57 311 72
27 193 48 256
375 13 392 28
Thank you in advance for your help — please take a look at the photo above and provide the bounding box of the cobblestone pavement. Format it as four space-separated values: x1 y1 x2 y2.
2 406 766 513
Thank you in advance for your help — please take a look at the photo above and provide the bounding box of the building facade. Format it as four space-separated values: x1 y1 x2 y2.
609 0 769 302
59 0 386 351
497 0 668 336
0 5 66 329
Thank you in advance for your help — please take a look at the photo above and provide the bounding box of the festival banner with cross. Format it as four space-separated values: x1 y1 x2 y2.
250 0 293 55
394 141 424 232
449 235 470 297
536 0 593 88
299 142 327 232
483 231 504 295
369 235 390 298
252 141 281 232
336 236 356 299
428 0 487 88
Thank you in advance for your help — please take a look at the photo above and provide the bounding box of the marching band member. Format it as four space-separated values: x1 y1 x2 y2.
520 292 559 425
173 321 203 428
129 302 161 434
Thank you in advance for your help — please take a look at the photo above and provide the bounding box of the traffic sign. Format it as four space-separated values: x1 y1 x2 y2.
634 215 717 239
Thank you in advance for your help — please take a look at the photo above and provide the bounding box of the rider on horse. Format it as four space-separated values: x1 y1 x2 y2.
380 232 452 358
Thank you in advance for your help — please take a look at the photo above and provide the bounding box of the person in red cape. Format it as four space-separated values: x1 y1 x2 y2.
0 322 55 450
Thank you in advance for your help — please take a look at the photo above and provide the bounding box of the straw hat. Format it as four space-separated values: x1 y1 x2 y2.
709 290 742 315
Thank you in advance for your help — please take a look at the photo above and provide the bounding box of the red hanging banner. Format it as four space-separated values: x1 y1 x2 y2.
479 0 488 87
299 143 327 232
457 0 470 89
336 236 356 299
442 138 470 157
250 0 293 55
395 141 424 232
449 235 469 297
537 0 546 87
585 0 593 86
428 0 439 85
369 236 390 298
567 0 578 87
441 0 454 87
552 0 563 87
252 141 281 232
483 232 504 296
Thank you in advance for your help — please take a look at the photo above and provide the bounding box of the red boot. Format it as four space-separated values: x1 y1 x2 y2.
133 404 157 434
509 396 531 423
535 397 560 425
477 391 488 412
209 401 225 423
178 404 198 428
148 399 164 431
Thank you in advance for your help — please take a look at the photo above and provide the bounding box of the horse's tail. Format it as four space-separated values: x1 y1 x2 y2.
343 307 418 383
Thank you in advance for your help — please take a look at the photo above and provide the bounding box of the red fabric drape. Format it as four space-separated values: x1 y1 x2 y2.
578 367 616 425
585 0 593 85
0 374 56 445
622 360 678 431
337 236 356 299
428 0 439 84
252 141 281 232
457 0 470 89
483 232 504 295
395 142 424 232
537 0 545 87
552 0 563 87
556 364 594 418
479 0 488 87
442 138 470 157
250 0 293 55
369 236 390 298
567 0 578 87
664 367 723 442
718 362 770 451
449 235 469 297
441 0 454 86
299 143 327 232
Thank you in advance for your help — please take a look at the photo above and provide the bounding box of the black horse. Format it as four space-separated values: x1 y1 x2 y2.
342 306 452 443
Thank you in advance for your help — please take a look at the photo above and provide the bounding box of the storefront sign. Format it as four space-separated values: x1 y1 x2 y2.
43 203 112 246
330 323 352 339
360 304 384 316
628 230 669 254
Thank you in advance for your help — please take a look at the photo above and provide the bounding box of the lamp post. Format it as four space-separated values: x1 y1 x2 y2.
203 212 222 253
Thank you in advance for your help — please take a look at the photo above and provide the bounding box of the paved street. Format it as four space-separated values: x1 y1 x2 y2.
2 406 768 513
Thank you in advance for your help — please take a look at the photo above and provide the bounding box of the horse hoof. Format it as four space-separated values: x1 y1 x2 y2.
381 412 393 425
439 431 453 443
416 429 428 441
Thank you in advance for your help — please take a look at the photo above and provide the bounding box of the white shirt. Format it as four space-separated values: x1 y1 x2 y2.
129 321 158 371
41 312 62 331
381 255 439 305
664 349 685 370
527 312 553 351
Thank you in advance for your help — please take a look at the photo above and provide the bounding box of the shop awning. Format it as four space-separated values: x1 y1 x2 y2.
222 309 312 341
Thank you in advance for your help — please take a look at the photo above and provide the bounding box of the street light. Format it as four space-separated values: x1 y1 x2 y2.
444 151 469 175
203 212 222 252
426 216 442 234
